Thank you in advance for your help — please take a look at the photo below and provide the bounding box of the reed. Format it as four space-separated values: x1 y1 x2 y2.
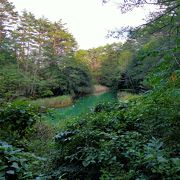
30 95 73 108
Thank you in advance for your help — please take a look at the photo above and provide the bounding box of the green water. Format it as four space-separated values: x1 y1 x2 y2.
45 91 117 124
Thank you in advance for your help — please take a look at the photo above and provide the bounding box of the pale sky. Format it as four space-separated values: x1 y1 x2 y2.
9 0 156 49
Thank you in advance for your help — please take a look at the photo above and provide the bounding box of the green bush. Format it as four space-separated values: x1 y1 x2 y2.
27 121 56 157
0 101 41 144
0 141 43 180
49 81 180 179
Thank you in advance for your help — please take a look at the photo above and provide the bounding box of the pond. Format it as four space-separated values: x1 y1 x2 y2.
45 91 117 124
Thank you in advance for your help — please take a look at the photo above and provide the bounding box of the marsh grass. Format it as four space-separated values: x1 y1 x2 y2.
30 95 73 108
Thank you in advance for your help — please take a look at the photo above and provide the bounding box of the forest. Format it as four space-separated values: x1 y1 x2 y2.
0 0 179 179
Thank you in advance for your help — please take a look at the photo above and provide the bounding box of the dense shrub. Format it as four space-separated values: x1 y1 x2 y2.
27 121 56 157
49 104 180 179
0 101 41 145
0 141 43 180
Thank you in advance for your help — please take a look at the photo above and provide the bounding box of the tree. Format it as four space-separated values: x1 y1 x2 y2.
38 56 93 97
44 20 77 66
0 1 91 99
106 0 179 44
64 59 93 96
0 0 18 47
14 11 37 71
99 44 121 88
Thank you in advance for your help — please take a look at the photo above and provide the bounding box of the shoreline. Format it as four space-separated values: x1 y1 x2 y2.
93 85 109 95
30 85 110 109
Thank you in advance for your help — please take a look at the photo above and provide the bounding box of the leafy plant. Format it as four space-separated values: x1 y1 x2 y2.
0 101 41 144
0 141 43 180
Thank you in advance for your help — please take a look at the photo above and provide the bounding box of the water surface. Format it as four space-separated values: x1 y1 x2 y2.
45 91 117 124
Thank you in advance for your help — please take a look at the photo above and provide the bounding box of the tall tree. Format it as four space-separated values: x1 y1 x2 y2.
14 11 37 71
44 20 77 66
0 0 18 49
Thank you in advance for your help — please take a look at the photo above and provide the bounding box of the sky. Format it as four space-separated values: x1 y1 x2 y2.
9 0 156 49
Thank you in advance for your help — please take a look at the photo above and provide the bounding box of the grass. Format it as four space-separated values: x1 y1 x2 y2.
30 95 73 108
117 91 140 101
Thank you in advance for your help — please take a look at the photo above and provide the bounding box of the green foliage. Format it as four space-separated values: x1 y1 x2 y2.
0 1 92 100
50 88 180 179
38 64 69 97
0 64 26 100
0 101 41 143
94 101 127 112
49 55 180 179
98 41 136 90
0 1 180 179
0 49 16 65
50 111 123 179
126 50 180 137
0 141 43 180
99 47 120 88
27 121 56 157
0 49 24 100
62 66 93 96
39 57 93 98
142 138 180 178
0 53 93 99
